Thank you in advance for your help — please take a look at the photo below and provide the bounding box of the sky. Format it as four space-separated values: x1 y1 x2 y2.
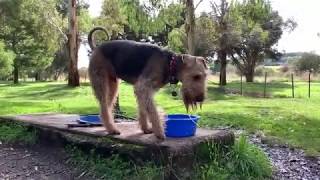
79 0 320 68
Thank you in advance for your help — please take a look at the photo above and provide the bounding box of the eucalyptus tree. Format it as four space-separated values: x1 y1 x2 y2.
229 0 296 82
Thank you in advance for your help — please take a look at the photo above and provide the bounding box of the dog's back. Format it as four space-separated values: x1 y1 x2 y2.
96 40 171 83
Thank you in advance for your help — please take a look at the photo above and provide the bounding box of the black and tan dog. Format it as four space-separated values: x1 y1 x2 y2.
88 27 208 139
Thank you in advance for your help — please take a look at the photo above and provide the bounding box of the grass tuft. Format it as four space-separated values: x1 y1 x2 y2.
0 121 38 144
196 136 272 180
65 145 164 180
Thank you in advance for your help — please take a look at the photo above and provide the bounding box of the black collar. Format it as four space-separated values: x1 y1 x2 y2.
169 54 181 85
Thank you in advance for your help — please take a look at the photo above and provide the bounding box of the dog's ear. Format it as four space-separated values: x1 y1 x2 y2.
196 57 208 69
181 54 185 63
181 54 196 67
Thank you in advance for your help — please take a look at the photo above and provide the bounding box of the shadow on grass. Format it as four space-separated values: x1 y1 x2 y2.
0 81 31 87
208 81 297 98
2 83 79 100
226 81 292 93
0 100 54 115
207 86 239 101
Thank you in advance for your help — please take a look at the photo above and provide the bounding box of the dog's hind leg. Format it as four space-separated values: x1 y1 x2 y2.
107 77 120 116
88 53 120 135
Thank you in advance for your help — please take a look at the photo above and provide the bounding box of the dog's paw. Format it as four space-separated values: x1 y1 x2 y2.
142 127 153 134
154 132 165 140
108 128 121 135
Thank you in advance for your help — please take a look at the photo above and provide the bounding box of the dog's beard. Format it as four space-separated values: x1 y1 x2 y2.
182 92 203 112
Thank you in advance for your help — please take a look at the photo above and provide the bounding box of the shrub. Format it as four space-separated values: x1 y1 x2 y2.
255 66 278 76
280 65 290 73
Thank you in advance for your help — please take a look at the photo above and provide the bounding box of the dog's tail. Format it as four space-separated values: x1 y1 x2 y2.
88 27 109 50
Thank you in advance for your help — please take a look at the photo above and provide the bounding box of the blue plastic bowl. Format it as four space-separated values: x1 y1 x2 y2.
165 114 199 138
78 114 102 125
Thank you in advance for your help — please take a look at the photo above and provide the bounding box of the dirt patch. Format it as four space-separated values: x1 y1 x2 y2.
0 142 92 180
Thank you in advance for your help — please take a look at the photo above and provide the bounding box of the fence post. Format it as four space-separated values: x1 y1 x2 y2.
264 72 267 98
291 73 294 98
240 74 243 95
308 71 311 98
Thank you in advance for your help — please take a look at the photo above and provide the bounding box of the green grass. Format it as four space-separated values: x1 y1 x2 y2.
65 136 272 180
0 121 38 144
196 136 272 180
65 145 164 180
0 81 319 155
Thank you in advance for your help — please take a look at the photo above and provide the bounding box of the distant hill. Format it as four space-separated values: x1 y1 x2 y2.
264 52 304 66
282 52 305 61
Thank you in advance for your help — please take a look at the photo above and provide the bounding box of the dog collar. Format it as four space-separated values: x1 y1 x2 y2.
169 55 180 85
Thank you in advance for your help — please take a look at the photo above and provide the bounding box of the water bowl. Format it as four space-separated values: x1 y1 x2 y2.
165 114 199 138
78 114 102 125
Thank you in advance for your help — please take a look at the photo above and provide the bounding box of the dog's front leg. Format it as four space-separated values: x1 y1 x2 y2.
134 81 165 140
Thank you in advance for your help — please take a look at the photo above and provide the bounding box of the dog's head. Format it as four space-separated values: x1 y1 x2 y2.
178 54 208 111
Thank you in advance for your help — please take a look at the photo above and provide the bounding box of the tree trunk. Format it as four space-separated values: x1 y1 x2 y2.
185 0 196 55
245 54 258 82
245 65 255 82
35 72 40 81
13 65 19 84
245 73 254 82
67 0 80 87
218 50 227 86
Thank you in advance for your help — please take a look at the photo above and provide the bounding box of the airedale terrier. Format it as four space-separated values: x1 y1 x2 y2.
87 27 208 139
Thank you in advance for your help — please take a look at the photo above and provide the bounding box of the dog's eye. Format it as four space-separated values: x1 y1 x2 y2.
193 75 201 81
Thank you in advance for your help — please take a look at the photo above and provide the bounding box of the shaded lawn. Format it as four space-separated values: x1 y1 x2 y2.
0 81 319 155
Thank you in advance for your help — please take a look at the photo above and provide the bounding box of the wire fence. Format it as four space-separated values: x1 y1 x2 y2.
210 71 320 99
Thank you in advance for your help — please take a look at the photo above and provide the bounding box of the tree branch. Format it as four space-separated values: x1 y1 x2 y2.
45 15 68 41
231 54 244 72
40 0 68 41
195 0 204 10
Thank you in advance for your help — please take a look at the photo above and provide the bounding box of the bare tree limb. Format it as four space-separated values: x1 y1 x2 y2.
40 0 68 41
45 14 68 41
195 0 204 10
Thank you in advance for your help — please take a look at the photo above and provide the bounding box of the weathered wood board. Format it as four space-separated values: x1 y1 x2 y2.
0 113 234 154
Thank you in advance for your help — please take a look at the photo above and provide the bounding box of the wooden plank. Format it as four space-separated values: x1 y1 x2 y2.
0 113 234 153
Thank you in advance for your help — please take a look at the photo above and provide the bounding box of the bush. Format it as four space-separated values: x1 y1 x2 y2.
280 65 290 73
255 66 278 76
295 53 320 73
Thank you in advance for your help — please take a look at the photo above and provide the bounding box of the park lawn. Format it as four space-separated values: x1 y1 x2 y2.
0 81 319 155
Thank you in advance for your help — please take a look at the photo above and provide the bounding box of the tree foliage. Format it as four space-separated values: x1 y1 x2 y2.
95 0 184 45
0 0 61 83
193 13 215 56
229 0 296 82
0 41 15 78
167 13 216 56
168 28 186 53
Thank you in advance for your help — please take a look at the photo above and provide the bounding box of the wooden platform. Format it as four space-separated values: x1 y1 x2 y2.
0 113 234 154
